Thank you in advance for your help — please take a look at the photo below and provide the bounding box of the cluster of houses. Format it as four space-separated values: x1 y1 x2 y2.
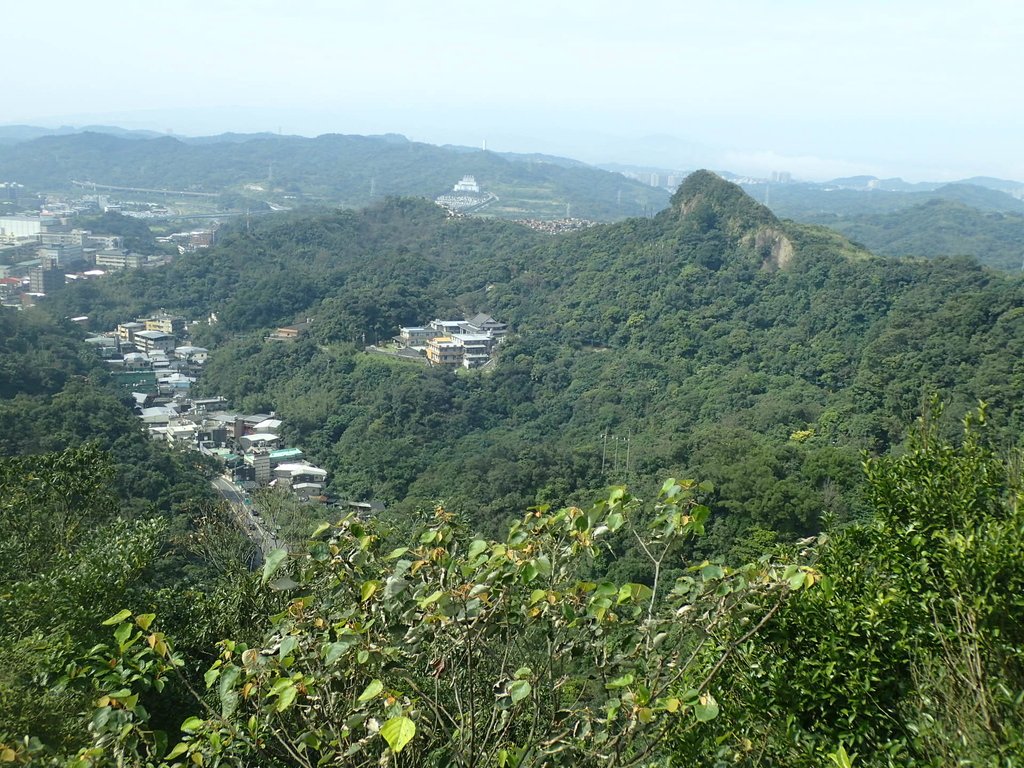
84 312 208 397
86 311 334 504
0 210 216 309
139 401 331 502
396 313 507 368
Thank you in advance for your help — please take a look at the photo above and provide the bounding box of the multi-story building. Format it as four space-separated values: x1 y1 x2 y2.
95 249 145 270
28 266 64 294
455 334 496 368
426 336 464 366
0 215 51 242
39 242 84 269
397 326 435 346
117 321 146 346
144 312 186 336
132 330 176 354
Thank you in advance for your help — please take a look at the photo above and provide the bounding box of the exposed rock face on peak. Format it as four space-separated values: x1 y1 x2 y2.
749 226 795 270
671 170 795 270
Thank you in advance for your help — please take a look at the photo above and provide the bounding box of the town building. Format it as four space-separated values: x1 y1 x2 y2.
454 333 497 368
39 242 84 269
94 249 146 270
397 326 434 346
0 215 50 242
116 321 146 346
132 330 176 354
144 312 187 336
28 266 64 294
452 175 480 193
426 336 464 366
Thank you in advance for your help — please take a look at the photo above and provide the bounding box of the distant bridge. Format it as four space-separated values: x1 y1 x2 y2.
71 180 220 198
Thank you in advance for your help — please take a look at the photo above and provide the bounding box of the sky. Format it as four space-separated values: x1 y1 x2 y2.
5 0 1024 181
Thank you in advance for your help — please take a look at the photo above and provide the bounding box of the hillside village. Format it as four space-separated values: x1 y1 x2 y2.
396 313 507 368
82 309 510 522
84 311 334 509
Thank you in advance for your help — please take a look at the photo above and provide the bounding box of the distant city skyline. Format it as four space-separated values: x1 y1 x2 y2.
4 0 1023 182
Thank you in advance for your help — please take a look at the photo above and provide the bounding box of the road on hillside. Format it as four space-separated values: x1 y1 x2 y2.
211 476 284 561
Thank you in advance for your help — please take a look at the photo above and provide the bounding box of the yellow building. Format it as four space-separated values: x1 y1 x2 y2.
144 313 186 335
426 336 464 366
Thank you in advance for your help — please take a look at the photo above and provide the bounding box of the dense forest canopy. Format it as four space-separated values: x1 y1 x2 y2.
746 179 1024 271
5 170 1024 764
44 172 1024 555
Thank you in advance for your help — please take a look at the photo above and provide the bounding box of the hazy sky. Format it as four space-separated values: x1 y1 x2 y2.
6 0 1023 181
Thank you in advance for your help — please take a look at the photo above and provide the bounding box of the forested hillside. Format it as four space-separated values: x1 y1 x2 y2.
748 179 1024 271
47 172 1024 558
8 170 1024 764
821 199 1024 272
0 309 276 756
0 131 668 220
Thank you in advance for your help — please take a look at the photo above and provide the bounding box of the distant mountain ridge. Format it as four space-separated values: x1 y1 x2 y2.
0 128 667 220
742 175 1024 271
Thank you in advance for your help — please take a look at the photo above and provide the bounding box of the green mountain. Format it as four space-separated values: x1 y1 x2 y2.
742 177 1024 271
46 171 1024 557
11 170 1024 765
0 131 668 220
747 178 1024 221
827 198 1024 271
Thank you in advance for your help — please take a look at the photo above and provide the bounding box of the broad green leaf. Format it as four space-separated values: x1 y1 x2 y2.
324 639 355 665
419 529 438 544
606 673 634 689
385 547 409 560
360 580 379 603
114 622 132 648
693 693 719 722
419 589 444 608
594 581 617 599
102 609 132 626
135 613 156 631
261 548 288 585
165 743 189 760
269 575 299 591
279 635 298 660
219 666 240 718
311 521 331 538
180 716 203 733
700 563 725 581
529 588 547 605
204 668 220 689
521 562 539 583
380 715 416 753
357 679 384 703
467 539 488 560
269 677 293 695
509 679 531 704
277 684 297 712
691 504 711 524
